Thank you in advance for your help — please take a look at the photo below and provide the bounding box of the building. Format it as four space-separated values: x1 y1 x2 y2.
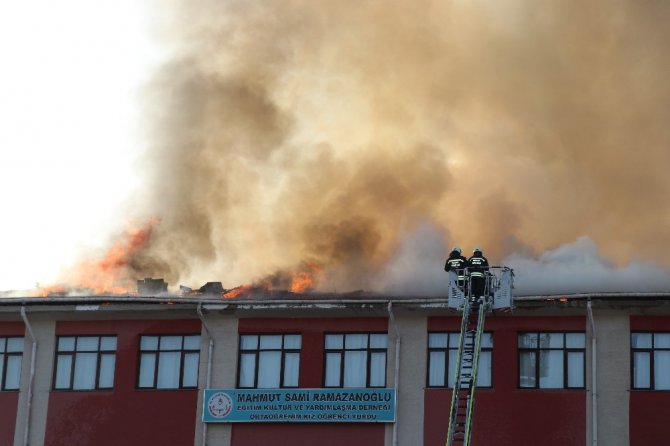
1 292 669 446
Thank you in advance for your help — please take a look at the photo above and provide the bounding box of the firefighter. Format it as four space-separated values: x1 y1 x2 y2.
467 247 489 300
445 246 468 290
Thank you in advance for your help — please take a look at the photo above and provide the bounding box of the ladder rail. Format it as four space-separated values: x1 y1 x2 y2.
462 301 487 445
444 266 513 446
446 293 489 446
446 300 471 446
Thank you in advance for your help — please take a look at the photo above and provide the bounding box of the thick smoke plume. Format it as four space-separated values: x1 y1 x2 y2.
124 0 670 294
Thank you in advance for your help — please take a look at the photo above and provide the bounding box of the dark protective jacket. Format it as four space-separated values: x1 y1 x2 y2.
467 253 490 278
445 252 468 278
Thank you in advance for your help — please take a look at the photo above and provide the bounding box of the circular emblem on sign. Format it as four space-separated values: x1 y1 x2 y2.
208 392 233 418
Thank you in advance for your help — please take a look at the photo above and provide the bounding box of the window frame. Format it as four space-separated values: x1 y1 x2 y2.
0 336 24 391
426 331 493 388
136 333 201 390
52 335 117 391
631 331 670 390
517 331 586 390
236 333 302 389
323 332 388 388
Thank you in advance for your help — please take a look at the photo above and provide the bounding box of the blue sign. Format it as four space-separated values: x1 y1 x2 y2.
203 388 396 423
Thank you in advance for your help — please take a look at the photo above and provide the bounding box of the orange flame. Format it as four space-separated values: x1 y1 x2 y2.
37 219 159 296
290 271 313 293
222 285 253 299
291 262 322 293
222 261 323 299
290 261 322 293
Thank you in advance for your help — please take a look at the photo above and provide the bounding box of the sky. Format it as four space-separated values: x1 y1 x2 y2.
0 1 158 290
1 1 670 296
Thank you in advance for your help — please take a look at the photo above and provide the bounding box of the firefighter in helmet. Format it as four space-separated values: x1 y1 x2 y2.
445 246 468 290
467 247 489 300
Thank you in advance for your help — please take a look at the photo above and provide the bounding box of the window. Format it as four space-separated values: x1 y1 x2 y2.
518 332 585 389
427 332 493 388
0 337 23 391
238 334 301 388
138 335 200 389
632 332 670 390
324 333 387 388
54 336 117 390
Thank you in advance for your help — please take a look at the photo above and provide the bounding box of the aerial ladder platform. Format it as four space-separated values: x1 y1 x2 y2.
445 267 514 446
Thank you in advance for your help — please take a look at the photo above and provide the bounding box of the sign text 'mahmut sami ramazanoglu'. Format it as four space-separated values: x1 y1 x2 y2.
203 388 396 423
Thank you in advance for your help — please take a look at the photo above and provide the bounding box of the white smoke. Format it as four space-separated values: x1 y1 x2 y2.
373 222 449 297
506 236 670 295
371 228 670 297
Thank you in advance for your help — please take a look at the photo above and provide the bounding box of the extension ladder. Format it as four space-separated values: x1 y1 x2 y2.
445 296 487 446
444 267 513 445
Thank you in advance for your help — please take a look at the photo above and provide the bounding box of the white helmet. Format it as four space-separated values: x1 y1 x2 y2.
452 246 462 254
473 246 483 254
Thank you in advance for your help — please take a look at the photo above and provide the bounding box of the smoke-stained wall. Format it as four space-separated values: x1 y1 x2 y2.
124 0 670 293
